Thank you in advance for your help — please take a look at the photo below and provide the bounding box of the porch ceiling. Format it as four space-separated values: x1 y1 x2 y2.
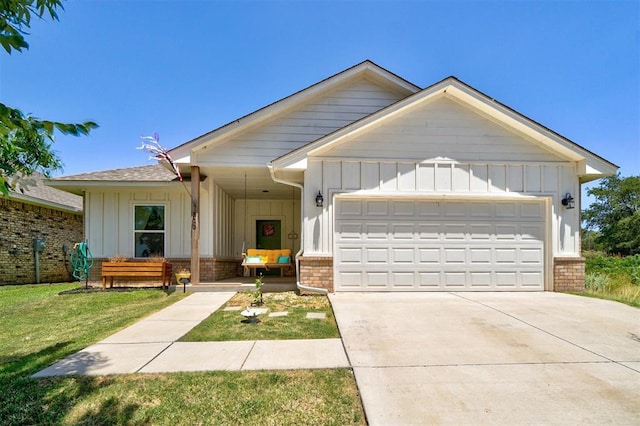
200 166 301 200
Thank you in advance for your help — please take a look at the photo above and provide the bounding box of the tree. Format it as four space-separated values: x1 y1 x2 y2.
582 174 640 256
0 0 98 195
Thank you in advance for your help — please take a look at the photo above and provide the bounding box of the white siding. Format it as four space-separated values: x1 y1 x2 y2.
305 158 578 258
212 183 234 258
322 97 561 162
85 186 208 259
198 78 407 166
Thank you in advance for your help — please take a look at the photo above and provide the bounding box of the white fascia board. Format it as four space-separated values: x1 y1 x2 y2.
444 84 618 178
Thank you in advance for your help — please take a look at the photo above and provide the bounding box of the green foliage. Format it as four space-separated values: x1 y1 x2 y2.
582 252 640 307
584 272 611 292
0 0 63 54
585 252 640 283
582 174 640 255
0 0 98 196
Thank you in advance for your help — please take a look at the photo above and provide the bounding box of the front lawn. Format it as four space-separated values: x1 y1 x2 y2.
0 283 364 425
180 291 340 341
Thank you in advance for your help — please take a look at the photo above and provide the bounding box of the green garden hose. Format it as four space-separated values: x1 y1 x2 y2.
70 242 93 286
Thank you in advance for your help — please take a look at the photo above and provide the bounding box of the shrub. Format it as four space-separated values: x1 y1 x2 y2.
584 272 611 292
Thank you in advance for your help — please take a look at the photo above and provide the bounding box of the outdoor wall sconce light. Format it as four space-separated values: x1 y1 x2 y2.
315 191 324 207
561 193 575 209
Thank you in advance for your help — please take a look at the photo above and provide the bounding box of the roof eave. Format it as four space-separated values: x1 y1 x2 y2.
6 192 83 213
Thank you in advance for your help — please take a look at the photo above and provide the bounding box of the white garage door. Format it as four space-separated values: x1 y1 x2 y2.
334 198 545 291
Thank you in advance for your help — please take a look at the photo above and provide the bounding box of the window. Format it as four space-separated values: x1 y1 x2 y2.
134 205 165 257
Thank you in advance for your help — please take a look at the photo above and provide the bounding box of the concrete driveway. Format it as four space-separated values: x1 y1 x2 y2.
330 292 640 425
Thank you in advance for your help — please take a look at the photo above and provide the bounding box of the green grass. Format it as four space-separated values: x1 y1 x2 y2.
0 284 364 425
181 291 340 341
579 252 640 307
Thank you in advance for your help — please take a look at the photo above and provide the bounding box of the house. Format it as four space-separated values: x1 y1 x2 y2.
0 173 84 285
49 60 617 292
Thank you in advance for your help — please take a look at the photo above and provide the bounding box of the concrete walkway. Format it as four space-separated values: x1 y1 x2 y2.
32 292 349 377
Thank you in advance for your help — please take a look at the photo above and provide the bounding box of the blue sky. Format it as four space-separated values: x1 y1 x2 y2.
1 0 638 197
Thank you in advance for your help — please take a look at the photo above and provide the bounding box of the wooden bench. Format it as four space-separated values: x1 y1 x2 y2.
242 249 293 277
101 261 173 290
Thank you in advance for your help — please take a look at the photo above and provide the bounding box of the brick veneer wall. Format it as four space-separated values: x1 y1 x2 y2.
0 197 83 285
553 257 585 292
299 256 333 292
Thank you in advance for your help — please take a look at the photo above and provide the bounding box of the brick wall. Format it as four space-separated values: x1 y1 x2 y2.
299 256 333 292
553 257 585 292
0 197 83 285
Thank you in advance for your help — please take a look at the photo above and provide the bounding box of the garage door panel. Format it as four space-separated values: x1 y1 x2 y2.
366 248 389 263
338 247 363 264
390 223 415 240
443 224 466 240
365 200 388 216
338 272 363 289
496 225 518 240
335 199 545 291
365 272 389 287
470 272 492 288
392 272 415 287
364 223 389 240
522 272 544 287
521 224 544 240
495 272 518 287
470 248 491 264
418 272 441 288
418 248 440 264
392 248 414 263
521 248 543 264
444 272 466 287
418 224 440 240
444 248 466 264
336 223 362 240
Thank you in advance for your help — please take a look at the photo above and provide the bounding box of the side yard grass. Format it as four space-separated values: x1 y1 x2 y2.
580 252 640 307
0 283 364 425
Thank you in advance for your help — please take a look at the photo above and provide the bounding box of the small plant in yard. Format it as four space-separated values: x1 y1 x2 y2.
585 272 611 292
252 274 264 306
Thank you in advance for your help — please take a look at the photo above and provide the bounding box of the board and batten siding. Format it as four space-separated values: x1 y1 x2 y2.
320 97 563 163
304 158 579 258
212 182 234 258
84 187 210 259
232 198 301 257
196 78 407 166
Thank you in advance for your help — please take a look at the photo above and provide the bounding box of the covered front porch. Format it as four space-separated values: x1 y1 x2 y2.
187 165 303 284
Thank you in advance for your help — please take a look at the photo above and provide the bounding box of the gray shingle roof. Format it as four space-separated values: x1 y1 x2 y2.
53 164 179 182
7 173 83 212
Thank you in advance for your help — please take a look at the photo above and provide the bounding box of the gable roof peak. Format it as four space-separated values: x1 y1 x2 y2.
168 60 421 160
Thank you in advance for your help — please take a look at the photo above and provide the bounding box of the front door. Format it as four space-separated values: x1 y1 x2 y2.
256 220 281 276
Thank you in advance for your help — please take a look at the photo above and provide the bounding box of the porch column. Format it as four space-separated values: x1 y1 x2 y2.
190 166 200 284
